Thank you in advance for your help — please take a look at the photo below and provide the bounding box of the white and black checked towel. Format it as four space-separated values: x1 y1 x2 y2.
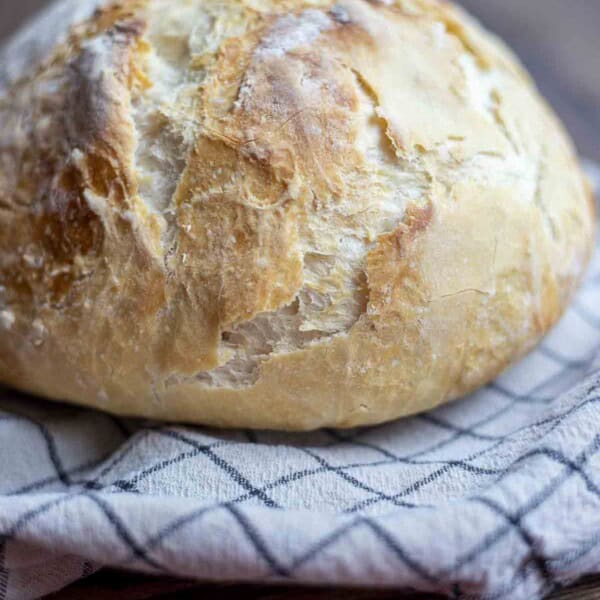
1 4 600 596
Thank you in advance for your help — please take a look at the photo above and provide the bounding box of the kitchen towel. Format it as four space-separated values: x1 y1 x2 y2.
1 3 600 598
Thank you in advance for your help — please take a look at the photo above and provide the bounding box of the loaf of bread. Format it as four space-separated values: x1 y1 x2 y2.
0 0 595 430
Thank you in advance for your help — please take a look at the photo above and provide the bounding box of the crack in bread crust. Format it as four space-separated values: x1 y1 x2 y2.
0 0 595 429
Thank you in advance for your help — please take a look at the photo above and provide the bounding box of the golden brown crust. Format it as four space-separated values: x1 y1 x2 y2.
0 0 595 429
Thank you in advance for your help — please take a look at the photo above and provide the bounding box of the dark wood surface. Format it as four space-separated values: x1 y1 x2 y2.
2 1 600 599
46 570 600 600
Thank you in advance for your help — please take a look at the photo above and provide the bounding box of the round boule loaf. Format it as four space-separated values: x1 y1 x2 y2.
0 0 595 430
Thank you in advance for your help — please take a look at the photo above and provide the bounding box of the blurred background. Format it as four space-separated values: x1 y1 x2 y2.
0 0 599 162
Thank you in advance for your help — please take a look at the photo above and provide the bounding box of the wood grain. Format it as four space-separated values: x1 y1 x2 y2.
2 2 599 599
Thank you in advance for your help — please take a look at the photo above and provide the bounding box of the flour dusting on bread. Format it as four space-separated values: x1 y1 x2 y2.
0 0 594 429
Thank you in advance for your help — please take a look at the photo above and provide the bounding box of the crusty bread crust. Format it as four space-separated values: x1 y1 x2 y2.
0 0 595 429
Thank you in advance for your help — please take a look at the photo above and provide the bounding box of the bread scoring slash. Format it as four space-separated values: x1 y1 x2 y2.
0 0 594 429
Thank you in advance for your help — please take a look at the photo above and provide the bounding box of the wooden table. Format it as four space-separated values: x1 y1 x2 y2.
44 571 600 600
2 1 600 599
